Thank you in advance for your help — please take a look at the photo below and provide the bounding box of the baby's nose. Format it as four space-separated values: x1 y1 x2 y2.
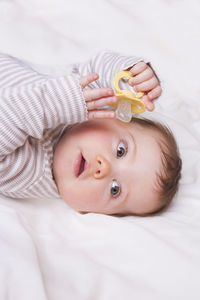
93 155 110 179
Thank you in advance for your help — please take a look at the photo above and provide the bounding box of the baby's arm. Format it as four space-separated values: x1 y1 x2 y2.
0 53 86 148
74 50 161 111
0 53 87 196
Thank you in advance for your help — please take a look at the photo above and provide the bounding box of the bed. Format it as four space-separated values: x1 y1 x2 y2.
0 0 200 299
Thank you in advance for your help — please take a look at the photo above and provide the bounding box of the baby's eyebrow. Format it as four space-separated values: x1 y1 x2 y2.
118 131 137 209
127 130 137 165
123 189 129 205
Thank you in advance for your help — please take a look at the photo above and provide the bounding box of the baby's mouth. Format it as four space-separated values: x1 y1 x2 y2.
74 153 87 177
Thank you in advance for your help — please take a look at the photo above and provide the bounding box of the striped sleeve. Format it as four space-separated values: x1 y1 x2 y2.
73 50 146 89
0 53 88 197
0 53 87 162
0 53 48 88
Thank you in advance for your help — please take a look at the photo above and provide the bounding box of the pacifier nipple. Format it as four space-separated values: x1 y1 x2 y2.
116 100 132 123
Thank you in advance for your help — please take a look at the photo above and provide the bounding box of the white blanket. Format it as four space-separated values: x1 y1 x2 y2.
0 0 200 299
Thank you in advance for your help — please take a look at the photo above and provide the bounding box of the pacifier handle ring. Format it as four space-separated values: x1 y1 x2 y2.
113 70 144 99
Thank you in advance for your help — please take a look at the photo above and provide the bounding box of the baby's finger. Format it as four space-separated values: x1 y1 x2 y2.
88 110 116 120
142 95 155 112
129 67 154 86
80 73 99 89
134 77 158 92
84 88 114 102
86 96 118 111
129 61 148 76
148 85 162 100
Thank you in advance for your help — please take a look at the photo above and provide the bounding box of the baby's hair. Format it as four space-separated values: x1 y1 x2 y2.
132 117 182 214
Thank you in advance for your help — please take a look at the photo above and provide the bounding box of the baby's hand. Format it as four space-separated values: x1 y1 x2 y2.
128 62 162 111
80 73 117 120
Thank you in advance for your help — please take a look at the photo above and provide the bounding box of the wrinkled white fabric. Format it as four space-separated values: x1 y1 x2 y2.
0 1 200 300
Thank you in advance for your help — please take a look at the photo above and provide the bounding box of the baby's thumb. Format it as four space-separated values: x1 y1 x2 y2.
80 73 99 89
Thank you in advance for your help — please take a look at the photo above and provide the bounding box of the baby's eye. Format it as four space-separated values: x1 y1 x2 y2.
117 141 127 158
111 180 121 197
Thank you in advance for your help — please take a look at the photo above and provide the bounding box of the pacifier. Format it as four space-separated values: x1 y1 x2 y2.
112 70 146 122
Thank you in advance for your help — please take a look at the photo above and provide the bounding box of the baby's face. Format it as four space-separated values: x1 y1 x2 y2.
53 119 162 215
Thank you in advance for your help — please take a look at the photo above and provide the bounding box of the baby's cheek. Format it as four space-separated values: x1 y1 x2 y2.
60 183 99 212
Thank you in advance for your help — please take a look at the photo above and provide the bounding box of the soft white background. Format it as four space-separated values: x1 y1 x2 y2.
0 0 200 299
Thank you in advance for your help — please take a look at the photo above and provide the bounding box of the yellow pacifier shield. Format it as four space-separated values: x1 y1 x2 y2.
112 70 146 114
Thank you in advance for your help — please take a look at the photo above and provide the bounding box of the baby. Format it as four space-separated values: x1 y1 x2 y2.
0 50 181 216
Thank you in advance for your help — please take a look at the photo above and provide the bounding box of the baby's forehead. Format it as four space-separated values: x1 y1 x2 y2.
125 120 164 141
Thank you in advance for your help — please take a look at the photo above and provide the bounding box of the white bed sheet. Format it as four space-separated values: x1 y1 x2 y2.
0 0 200 299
